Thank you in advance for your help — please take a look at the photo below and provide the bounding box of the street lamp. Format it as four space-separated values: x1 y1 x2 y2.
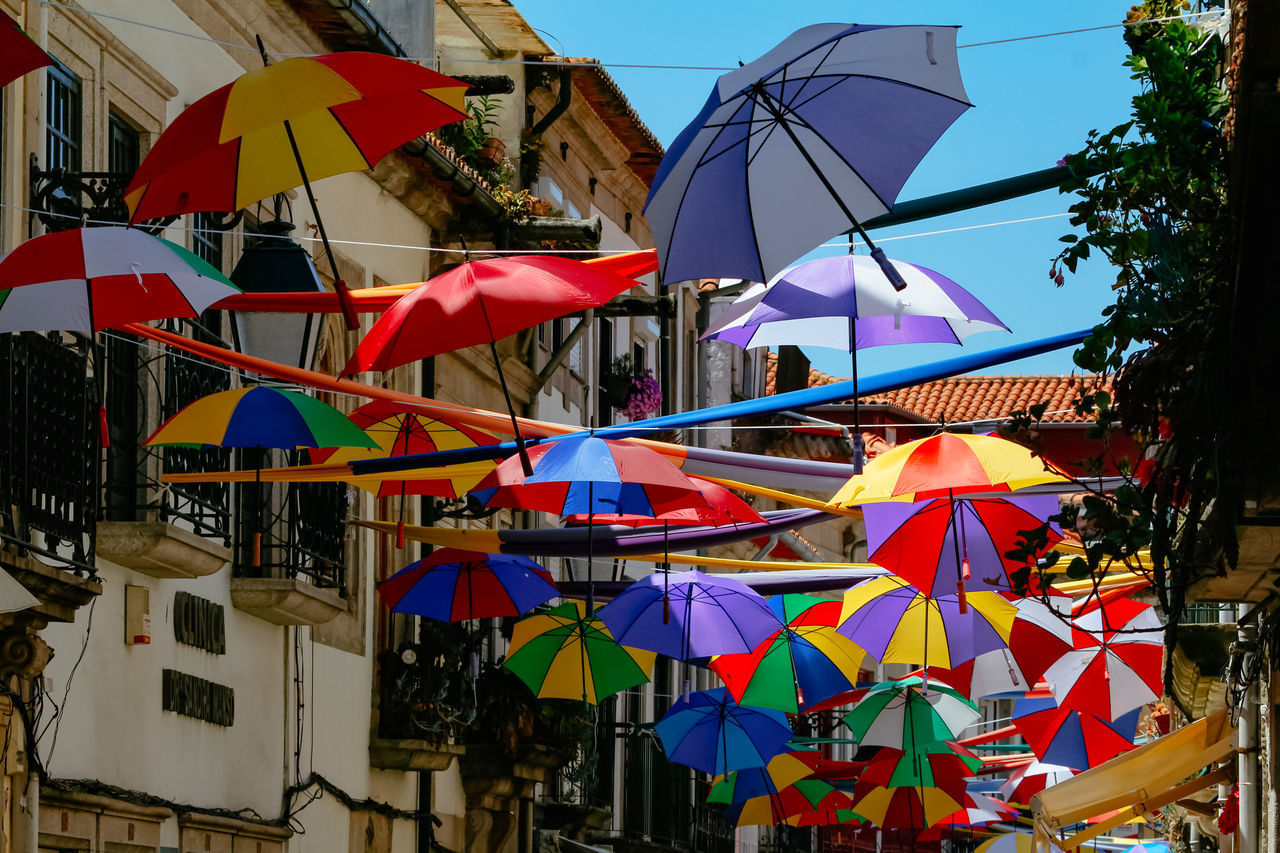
228 219 325 373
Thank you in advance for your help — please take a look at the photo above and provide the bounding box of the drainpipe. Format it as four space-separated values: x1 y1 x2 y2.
528 309 593 397
1237 602 1259 853
531 66 573 137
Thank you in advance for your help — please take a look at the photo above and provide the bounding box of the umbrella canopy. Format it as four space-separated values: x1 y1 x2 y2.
974 833 1035 853
377 548 558 622
123 52 468 221
1012 693 1139 770
311 401 499 498
344 257 643 373
933 793 1018 831
502 601 655 705
703 255 1006 352
0 226 241 333
707 751 820 805
1042 597 1164 721
725 779 855 827
0 567 39 615
596 569 782 660
146 386 378 450
843 676 979 752
837 576 1018 670
998 760 1075 805
563 476 764 527
827 433 1075 508
644 22 971 284
851 781 964 830
862 495 1063 597
709 595 866 714
859 741 982 792
1 11 52 87
471 434 709 520
654 686 794 775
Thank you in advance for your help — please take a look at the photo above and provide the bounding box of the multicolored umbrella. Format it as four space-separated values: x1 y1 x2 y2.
851 781 964 830
563 476 763 527
596 570 782 660
837 576 1018 670
828 433 1075 507
859 741 982 791
974 833 1035 853
124 52 469 328
377 548 558 622
724 779 854 827
1 11 52 88
709 595 866 713
842 676 979 753
147 385 376 565
147 386 377 450
0 226 240 333
1012 693 1139 770
654 687 794 775
707 751 820 805
998 760 1075 805
644 23 971 285
933 793 1018 831
1042 597 1164 721
503 601 655 705
311 401 499 499
862 495 1063 598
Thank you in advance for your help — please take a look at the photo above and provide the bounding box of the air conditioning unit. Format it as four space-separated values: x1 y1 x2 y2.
125 585 151 645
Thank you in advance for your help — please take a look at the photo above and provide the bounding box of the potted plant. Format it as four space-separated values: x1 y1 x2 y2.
601 354 663 419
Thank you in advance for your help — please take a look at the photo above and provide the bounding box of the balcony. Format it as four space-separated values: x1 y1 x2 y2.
99 329 233 578
370 629 476 771
229 463 349 625
0 333 102 623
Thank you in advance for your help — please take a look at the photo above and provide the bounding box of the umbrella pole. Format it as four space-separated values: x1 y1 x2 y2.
586 481 595 617
662 521 671 625
253 36 357 332
949 491 968 614
848 317 863 475
487 340 535 476
253 456 263 568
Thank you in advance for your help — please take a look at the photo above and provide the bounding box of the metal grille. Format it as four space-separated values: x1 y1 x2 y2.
192 212 224 269
0 333 98 571
46 62 81 171
107 113 139 174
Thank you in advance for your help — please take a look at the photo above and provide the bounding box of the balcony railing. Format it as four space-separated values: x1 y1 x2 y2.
0 333 98 573
234 461 349 591
102 328 234 544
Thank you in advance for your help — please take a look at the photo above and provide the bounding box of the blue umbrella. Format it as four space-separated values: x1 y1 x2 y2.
654 686 794 775
1012 694 1140 771
644 23 972 286
596 569 783 660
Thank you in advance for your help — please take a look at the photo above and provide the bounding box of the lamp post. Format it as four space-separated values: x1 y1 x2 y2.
228 218 325 373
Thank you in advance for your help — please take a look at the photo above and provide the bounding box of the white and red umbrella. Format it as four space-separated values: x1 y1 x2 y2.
1042 597 1163 721
999 760 1075 804
0 226 240 332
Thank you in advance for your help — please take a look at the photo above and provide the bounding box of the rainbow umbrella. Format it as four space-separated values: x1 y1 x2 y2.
503 601 655 705
147 385 376 566
837 576 1018 670
709 595 866 713
724 779 854 827
655 687 794 775
859 741 982 791
843 676 979 753
377 548 557 622
707 751 820 805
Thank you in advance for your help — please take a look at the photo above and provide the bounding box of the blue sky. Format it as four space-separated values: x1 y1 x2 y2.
511 2 1141 379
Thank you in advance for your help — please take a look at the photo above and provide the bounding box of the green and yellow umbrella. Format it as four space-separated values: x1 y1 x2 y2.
725 779 855 827
504 601 655 705
707 751 820 805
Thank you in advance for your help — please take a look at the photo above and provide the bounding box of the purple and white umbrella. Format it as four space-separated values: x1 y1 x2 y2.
702 253 1007 468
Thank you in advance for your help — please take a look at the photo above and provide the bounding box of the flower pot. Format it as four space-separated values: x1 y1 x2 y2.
602 376 634 408
478 136 506 167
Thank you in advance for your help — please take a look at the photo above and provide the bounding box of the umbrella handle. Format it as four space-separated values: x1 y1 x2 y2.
956 579 967 614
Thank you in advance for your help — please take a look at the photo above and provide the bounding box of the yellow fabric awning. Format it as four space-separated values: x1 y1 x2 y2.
1031 709 1234 851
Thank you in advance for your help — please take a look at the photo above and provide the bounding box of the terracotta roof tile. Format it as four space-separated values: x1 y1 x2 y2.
762 352 1109 424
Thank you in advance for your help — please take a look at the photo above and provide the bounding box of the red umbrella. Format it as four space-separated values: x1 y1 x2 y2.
1042 596 1163 721
562 476 763 527
998 760 1075 804
1 11 52 87
344 256 642 469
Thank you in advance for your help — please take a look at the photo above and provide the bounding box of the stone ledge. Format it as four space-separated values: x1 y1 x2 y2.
0 553 101 625
229 577 345 626
369 738 465 772
97 521 230 579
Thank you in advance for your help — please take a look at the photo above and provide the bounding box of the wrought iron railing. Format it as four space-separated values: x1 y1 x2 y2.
376 625 479 741
100 327 233 544
0 333 99 573
234 454 348 591
760 825 816 853
691 803 735 853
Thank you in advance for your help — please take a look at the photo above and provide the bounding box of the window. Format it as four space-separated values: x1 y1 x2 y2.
46 61 81 171
192 212 224 272
107 112 139 175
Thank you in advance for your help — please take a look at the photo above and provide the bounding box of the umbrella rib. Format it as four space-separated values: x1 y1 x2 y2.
327 105 376 170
